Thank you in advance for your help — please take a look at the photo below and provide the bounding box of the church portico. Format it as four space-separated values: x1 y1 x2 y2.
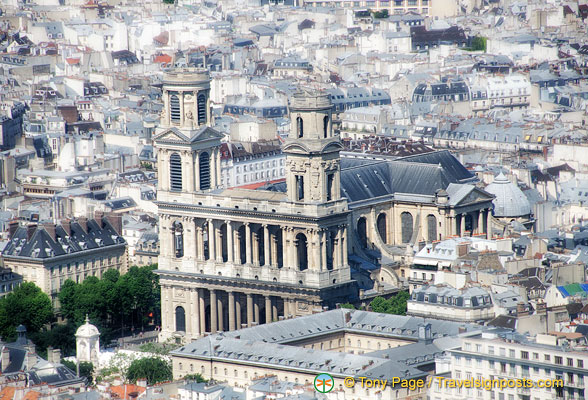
159 270 353 341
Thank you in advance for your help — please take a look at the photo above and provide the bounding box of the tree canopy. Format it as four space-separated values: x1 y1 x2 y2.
126 357 172 385
0 282 53 342
58 265 160 349
369 292 410 315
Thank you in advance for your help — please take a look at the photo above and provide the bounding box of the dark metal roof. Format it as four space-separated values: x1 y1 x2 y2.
3 218 125 259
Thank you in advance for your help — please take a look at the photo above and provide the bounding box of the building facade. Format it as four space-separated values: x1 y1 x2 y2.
1 214 127 303
155 70 356 342
433 331 585 400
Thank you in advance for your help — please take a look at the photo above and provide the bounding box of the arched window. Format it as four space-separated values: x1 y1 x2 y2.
170 94 180 123
296 233 308 271
172 221 184 258
377 213 387 244
197 94 206 125
401 212 413 244
357 217 368 248
199 152 210 190
175 306 186 332
169 152 182 192
323 115 329 138
296 116 303 138
427 214 437 243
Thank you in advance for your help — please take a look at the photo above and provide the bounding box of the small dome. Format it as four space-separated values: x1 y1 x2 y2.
485 173 531 217
75 315 100 338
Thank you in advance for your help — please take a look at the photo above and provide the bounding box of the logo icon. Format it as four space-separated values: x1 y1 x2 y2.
314 373 334 393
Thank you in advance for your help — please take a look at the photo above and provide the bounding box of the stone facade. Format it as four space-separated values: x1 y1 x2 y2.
155 72 356 342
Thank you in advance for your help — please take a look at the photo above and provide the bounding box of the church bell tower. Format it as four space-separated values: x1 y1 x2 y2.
283 89 342 204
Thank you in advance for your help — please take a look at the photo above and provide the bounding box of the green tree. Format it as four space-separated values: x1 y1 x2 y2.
0 282 53 341
372 9 389 18
339 303 356 310
126 357 172 385
183 373 207 383
471 36 487 52
62 360 95 385
369 292 409 315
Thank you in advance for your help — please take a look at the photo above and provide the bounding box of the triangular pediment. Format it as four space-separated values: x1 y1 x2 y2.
153 128 191 144
458 187 495 205
190 126 224 143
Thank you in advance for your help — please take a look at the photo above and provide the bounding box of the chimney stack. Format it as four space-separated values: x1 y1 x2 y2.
8 220 19 238
27 224 37 240
94 211 105 228
43 223 56 242
106 213 122 235
516 302 529 316
52 348 61 364
61 219 71 236
78 217 88 233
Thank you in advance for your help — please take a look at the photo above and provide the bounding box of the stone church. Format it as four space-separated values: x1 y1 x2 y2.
154 68 495 342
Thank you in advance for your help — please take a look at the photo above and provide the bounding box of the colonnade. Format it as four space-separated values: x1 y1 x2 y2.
163 286 302 335
161 215 349 271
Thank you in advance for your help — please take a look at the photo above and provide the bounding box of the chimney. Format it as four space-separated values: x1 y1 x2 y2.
8 220 19 238
61 219 71 236
1 347 9 373
47 346 53 362
27 224 37 240
52 348 61 364
344 310 352 323
106 213 122 235
516 302 528 316
536 301 547 315
418 323 432 341
458 325 467 334
78 217 88 233
43 223 56 242
94 210 105 228
457 242 469 257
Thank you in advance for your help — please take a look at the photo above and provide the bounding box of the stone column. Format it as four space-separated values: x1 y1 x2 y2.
194 151 200 191
235 293 242 328
486 210 492 239
210 289 217 333
321 230 327 271
197 225 205 261
192 289 200 337
281 227 289 269
199 288 205 334
252 230 260 266
207 219 215 262
333 231 340 269
228 291 235 331
215 223 223 262
246 293 253 327
216 148 222 188
254 295 260 324
477 210 483 235
272 299 278 321
263 224 270 266
217 293 223 332
270 232 278 268
458 214 464 237
180 91 185 125
226 221 233 263
184 217 196 260
234 228 241 264
315 230 322 270
265 295 272 324
245 223 252 265
341 225 348 266
211 150 217 188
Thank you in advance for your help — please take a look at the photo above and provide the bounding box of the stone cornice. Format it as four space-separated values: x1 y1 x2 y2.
156 201 350 224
